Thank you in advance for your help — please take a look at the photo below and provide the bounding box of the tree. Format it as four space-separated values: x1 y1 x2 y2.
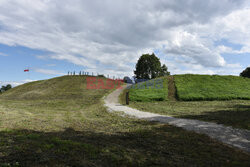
5 84 12 90
240 67 250 78
0 84 12 93
1 86 5 92
134 53 170 79
160 64 170 76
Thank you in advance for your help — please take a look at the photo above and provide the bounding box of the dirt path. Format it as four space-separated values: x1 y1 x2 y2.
104 85 250 153
167 76 177 101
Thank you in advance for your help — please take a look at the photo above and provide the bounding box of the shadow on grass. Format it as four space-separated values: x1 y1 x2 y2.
233 104 250 109
0 125 250 167
177 104 250 130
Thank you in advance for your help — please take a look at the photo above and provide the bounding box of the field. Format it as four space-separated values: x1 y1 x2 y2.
175 74 250 101
0 76 249 166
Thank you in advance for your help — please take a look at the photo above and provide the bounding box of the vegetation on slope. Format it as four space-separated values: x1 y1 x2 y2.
130 100 250 130
0 76 249 166
128 77 168 102
128 74 250 130
175 74 250 101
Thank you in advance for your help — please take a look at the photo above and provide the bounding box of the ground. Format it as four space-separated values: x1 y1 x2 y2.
130 100 250 130
127 75 250 130
0 76 250 166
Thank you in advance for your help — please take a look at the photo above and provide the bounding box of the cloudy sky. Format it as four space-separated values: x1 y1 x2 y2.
0 0 250 86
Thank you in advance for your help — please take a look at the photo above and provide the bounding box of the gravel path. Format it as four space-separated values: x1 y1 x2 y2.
104 85 250 153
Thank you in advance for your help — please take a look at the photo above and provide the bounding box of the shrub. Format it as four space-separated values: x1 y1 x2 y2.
240 67 250 78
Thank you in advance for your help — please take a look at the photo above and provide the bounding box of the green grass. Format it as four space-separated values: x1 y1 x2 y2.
130 100 250 130
0 75 249 166
129 77 168 102
128 74 250 130
175 74 250 101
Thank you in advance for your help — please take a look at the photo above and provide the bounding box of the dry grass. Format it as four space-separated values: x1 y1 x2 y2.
0 76 249 166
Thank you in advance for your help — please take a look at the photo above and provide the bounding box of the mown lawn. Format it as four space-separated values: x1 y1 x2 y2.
130 100 250 130
127 75 250 130
0 76 249 166
128 77 168 102
175 74 250 101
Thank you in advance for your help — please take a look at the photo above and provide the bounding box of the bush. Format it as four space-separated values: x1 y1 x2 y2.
0 84 12 93
97 74 105 78
240 67 250 78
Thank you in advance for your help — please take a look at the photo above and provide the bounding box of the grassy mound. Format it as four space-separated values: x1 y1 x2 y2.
0 76 108 101
0 76 249 166
175 74 250 101
129 77 168 102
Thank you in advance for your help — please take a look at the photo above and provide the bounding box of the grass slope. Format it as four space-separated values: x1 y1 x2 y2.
130 100 250 130
175 74 250 101
129 77 168 102
0 76 249 166
129 74 250 130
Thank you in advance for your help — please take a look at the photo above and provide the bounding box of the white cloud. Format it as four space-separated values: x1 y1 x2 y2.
0 52 8 56
0 79 35 87
34 68 65 75
0 0 249 76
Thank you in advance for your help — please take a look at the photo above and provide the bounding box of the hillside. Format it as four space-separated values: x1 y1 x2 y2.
0 76 249 166
128 77 168 102
0 76 108 101
128 74 250 102
129 75 250 130
175 74 250 101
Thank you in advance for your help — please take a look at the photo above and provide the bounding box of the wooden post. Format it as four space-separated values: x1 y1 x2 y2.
126 92 129 105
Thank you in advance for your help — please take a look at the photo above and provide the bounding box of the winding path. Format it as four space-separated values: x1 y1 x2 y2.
104 85 250 153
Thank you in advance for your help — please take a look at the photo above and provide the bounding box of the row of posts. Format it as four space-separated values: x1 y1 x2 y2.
67 71 91 76
67 71 121 80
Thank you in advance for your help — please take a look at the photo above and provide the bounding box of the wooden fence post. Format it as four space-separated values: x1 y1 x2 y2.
126 92 129 105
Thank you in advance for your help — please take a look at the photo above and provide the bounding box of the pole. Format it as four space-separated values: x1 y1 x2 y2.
126 92 129 105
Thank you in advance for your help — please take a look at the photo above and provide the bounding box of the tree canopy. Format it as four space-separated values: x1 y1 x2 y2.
134 53 170 79
240 67 250 78
0 84 12 93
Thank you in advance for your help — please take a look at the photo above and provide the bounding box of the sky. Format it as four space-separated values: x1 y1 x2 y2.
0 0 250 86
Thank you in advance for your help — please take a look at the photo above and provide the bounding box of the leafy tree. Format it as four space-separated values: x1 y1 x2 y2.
1 86 5 93
134 53 170 79
240 67 250 78
0 84 12 93
5 84 12 90
160 64 170 76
